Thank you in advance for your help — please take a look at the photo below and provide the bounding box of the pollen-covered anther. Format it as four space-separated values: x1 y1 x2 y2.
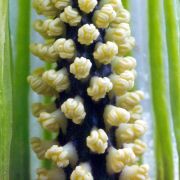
93 4 116 28
42 68 70 92
32 102 56 118
116 90 144 110
131 139 147 156
30 43 58 63
70 57 92 80
78 0 97 13
31 137 58 159
61 97 86 124
116 120 148 144
36 167 66 180
109 70 136 96
111 56 136 74
78 24 100 45
60 6 82 26
45 143 78 168
99 0 123 12
103 105 130 127
33 18 65 37
86 128 108 154
105 23 131 44
93 41 118 65
119 164 150 180
123 140 147 157
71 163 93 180
33 0 58 16
111 8 130 27
27 68 57 97
52 0 71 10
129 105 143 122
118 36 135 56
38 110 67 132
53 38 76 59
106 147 136 174
87 77 113 101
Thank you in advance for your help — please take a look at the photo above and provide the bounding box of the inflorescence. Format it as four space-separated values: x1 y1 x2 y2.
29 0 149 179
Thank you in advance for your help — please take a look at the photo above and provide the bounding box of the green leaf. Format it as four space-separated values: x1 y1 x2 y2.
10 0 31 179
163 0 180 171
0 0 13 179
148 0 174 179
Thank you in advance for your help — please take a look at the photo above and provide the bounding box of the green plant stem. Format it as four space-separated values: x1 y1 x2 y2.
0 1 13 179
41 62 53 169
163 0 180 172
10 0 31 179
148 0 174 179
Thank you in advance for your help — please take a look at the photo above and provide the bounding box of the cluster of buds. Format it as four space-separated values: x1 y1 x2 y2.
29 0 149 179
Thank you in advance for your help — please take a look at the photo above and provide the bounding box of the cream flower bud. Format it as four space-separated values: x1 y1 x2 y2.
132 139 147 156
71 163 93 180
60 6 82 26
105 23 131 44
86 128 108 154
32 102 56 117
27 68 57 97
99 0 123 12
31 137 58 159
70 57 92 80
33 0 58 17
42 68 70 92
78 0 97 13
106 147 136 173
30 43 58 63
33 18 65 37
103 105 130 126
109 71 136 96
53 38 76 59
36 167 66 180
87 77 113 101
78 24 100 45
52 0 71 10
93 42 118 65
129 105 143 122
45 143 78 167
120 164 150 180
118 36 135 56
111 8 130 27
116 120 148 144
116 90 144 110
93 4 116 28
61 97 86 124
111 56 136 74
38 110 67 132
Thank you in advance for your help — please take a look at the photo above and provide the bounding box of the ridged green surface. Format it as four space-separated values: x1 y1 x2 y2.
163 0 180 171
0 0 13 179
148 0 174 179
10 0 31 179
